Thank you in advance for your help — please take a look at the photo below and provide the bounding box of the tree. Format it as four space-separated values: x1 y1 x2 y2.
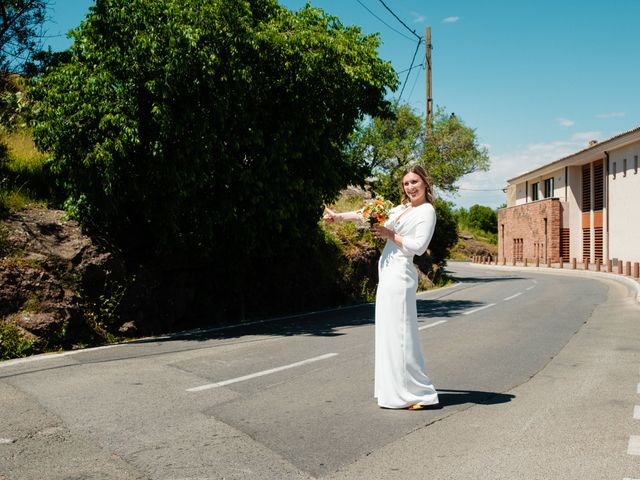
468 204 497 233
431 198 459 264
350 102 489 199
0 0 48 75
32 0 397 264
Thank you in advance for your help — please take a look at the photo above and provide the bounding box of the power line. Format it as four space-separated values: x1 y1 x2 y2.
376 0 422 40
397 38 421 102
397 62 424 75
407 62 423 100
354 0 416 42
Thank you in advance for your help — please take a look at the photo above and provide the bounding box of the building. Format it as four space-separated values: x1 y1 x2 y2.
498 126 640 267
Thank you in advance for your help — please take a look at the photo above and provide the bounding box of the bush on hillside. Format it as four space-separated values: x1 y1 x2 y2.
31 0 397 321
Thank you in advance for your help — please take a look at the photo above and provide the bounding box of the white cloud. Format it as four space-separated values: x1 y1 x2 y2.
442 16 460 23
556 117 574 127
451 132 602 209
411 12 426 23
596 112 625 118
570 131 601 142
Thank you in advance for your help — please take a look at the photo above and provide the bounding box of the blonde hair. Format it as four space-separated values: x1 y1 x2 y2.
400 164 434 206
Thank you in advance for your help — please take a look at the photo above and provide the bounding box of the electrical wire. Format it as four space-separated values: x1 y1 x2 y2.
397 38 422 102
407 62 423 100
376 0 422 40
397 62 424 75
355 0 416 42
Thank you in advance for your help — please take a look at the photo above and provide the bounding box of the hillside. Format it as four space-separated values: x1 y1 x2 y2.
450 230 498 261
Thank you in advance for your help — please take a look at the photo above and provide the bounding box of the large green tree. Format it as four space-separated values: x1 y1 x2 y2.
32 0 397 263
349 103 489 266
351 103 489 199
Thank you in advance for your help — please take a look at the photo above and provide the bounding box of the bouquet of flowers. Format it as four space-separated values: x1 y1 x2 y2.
362 197 393 227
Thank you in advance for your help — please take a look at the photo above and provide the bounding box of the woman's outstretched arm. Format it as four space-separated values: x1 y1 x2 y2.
323 208 361 224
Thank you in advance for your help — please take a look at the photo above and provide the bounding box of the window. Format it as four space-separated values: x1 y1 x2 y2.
513 238 523 262
613 162 617 179
623 158 627 177
593 161 604 210
635 155 638 174
544 177 554 198
531 182 539 201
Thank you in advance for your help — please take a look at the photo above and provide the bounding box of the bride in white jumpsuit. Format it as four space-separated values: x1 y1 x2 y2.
324 165 439 410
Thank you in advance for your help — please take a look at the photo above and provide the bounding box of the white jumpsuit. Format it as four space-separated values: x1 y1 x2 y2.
374 202 439 408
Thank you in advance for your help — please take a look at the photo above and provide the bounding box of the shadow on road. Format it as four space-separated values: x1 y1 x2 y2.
128 298 486 343
417 299 483 318
448 275 527 284
437 388 516 407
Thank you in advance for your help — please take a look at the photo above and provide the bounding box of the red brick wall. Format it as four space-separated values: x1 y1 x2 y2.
498 199 562 262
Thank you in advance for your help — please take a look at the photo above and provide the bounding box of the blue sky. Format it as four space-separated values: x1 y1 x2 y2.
44 0 640 209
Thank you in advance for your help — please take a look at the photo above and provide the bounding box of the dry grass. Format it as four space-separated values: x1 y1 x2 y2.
0 127 49 214
1 128 46 170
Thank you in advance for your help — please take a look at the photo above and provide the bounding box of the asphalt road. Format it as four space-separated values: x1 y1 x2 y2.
1 261 639 479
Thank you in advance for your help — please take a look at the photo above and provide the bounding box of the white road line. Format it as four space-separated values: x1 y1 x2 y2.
462 303 496 316
0 438 15 444
634 406 640 420
628 436 640 455
637 383 640 394
503 292 523 301
186 353 339 392
525 285 536 291
419 320 447 331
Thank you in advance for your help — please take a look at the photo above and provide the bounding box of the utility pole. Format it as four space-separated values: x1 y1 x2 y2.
425 26 432 138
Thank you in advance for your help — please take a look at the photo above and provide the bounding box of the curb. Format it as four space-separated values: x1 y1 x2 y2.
457 261 640 305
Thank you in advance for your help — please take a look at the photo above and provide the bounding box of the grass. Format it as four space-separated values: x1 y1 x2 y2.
321 189 374 251
0 321 34 360
0 127 50 215
2 128 46 167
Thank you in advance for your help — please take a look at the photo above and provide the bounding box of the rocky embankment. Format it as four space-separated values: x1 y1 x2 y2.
0 207 126 351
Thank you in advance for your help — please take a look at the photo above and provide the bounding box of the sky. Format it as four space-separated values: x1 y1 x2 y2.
43 0 640 209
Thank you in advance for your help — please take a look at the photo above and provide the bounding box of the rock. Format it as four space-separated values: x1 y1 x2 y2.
118 321 137 335
9 311 64 338
0 207 126 349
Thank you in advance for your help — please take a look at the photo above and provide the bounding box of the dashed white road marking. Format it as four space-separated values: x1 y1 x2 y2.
187 353 339 392
627 435 640 455
525 285 536 291
462 303 496 316
503 292 523 301
634 406 640 420
0 438 15 444
636 383 640 394
419 320 447 331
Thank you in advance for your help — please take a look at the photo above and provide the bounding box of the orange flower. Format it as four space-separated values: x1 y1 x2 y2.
362 197 393 227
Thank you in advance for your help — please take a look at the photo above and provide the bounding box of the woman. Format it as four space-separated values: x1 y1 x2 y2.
324 165 439 410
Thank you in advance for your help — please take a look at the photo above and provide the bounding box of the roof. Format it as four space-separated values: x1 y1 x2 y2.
506 125 640 184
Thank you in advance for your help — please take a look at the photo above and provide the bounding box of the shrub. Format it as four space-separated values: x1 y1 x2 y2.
0 322 34 360
32 0 396 266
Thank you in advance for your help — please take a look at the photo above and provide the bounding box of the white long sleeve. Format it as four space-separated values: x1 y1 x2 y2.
400 203 436 256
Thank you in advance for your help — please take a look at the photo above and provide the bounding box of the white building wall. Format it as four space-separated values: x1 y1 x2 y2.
515 182 527 205
608 143 640 262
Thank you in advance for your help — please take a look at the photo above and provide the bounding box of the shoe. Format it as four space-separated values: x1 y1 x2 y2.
407 403 440 410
